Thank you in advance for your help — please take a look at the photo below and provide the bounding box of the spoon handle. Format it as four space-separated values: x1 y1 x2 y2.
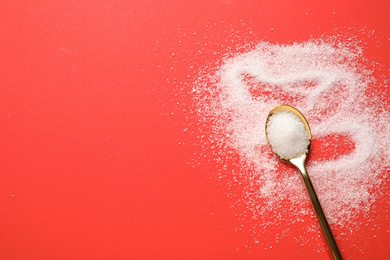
290 158 343 260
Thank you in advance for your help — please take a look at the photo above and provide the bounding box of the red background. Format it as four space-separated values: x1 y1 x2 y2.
1 1 389 259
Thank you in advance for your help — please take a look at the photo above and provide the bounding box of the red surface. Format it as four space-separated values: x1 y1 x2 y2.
1 1 390 259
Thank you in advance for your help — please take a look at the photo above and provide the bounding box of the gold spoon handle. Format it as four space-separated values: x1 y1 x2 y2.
290 158 343 260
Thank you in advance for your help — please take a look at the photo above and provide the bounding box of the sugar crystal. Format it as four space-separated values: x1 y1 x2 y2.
266 111 310 159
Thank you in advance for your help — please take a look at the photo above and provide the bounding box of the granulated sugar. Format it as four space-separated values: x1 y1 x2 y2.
266 110 310 159
185 37 390 250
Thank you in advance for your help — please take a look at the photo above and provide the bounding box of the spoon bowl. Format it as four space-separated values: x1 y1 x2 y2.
265 105 342 260
265 105 312 162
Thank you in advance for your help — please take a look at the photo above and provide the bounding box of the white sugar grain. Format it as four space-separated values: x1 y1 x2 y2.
266 111 310 159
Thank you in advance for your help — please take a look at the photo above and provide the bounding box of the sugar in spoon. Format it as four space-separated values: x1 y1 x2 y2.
265 104 342 260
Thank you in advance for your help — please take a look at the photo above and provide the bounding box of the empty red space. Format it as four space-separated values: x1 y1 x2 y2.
309 135 355 161
245 74 304 103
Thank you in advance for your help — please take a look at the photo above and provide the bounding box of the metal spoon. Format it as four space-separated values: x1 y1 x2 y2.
265 104 342 260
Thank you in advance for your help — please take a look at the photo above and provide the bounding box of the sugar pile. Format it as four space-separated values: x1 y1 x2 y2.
188 39 390 246
266 110 310 159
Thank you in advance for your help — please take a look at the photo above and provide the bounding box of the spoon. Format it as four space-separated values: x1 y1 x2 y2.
265 105 342 260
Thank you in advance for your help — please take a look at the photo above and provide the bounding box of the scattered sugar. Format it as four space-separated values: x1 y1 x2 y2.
187 38 390 233
167 24 390 253
266 111 310 159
